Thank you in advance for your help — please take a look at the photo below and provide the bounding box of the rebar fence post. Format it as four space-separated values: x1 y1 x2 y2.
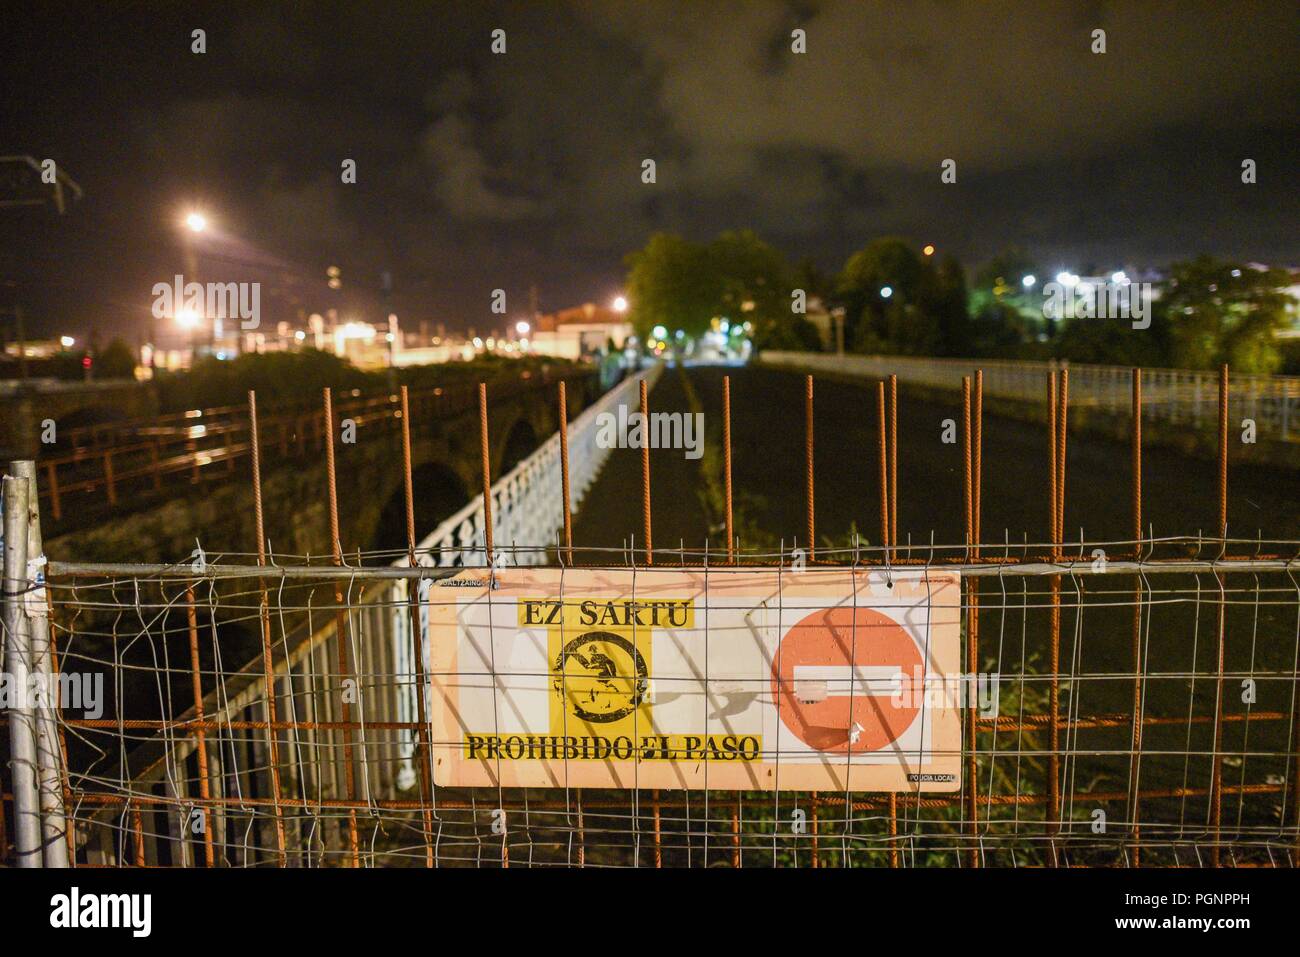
874 380 899 865
399 386 436 867
1210 365 1229 866
321 388 360 866
1128 369 1145 867
250 392 290 866
722 376 734 565
2 474 40 866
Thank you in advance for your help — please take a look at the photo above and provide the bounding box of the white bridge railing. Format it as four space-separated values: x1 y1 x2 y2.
760 351 1300 443
407 361 662 569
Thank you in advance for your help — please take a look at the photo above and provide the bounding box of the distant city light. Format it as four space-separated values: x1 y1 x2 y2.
1055 271 1079 288
294 330 306 341
1022 275 1036 288
880 286 893 299
336 321 376 341
175 307 200 328
472 336 483 348
922 244 935 256
60 335 75 348
612 295 628 313
184 212 208 233
515 320 530 335
652 324 668 340
1112 270 1128 284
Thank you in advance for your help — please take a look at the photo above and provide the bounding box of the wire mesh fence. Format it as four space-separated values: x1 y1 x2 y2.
14 539 1300 868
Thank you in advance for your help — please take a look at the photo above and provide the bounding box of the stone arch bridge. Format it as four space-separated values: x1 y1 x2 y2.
40 371 597 565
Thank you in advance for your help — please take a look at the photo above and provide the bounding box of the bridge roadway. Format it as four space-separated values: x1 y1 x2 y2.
575 362 1300 554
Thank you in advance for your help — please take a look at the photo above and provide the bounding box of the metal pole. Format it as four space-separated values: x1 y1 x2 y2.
2 474 40 865
11 460 70 866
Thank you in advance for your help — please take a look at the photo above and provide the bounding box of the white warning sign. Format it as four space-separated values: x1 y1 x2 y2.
426 566 960 791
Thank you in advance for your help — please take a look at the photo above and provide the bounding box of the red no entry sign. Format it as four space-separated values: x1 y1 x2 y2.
772 606 924 753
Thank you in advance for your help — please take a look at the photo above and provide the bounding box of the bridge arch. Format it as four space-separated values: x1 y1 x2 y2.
498 418 538 475
369 460 469 553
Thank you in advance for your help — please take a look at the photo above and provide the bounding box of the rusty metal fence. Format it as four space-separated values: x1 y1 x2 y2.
3 363 1300 867
4 546 1297 868
33 367 587 523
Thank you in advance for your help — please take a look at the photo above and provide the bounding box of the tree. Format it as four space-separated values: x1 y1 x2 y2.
157 348 378 411
623 230 815 351
972 247 1039 296
95 338 138 378
838 238 940 355
1160 258 1296 374
706 230 808 351
968 300 1033 357
624 233 719 340
926 255 971 356
968 247 1043 349
1053 312 1168 367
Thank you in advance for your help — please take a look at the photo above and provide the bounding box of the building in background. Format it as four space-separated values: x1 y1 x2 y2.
528 302 633 360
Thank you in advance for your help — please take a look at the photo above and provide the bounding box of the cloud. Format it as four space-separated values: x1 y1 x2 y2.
585 0 1299 173
421 114 543 221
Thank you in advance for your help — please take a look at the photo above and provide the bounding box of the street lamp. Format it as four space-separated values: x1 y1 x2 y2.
176 209 213 357
612 295 628 313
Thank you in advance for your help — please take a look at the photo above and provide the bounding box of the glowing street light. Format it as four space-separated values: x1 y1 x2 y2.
612 295 628 313
184 211 208 233
1022 275 1036 289
60 335 75 348
515 320 531 335
175 307 200 329
880 285 893 299
922 244 935 257
1055 271 1079 288
652 324 668 341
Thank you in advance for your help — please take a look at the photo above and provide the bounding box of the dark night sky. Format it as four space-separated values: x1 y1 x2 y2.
1 0 1297 340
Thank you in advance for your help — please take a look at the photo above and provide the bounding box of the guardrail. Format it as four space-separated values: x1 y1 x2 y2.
760 352 1300 443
